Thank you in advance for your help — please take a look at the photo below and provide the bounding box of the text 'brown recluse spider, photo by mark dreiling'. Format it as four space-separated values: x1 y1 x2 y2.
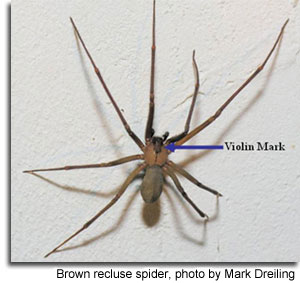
23 0 288 258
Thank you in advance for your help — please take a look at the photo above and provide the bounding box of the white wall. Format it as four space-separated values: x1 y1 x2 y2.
12 0 300 262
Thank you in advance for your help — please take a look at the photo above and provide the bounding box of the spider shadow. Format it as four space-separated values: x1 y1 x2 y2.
30 172 119 198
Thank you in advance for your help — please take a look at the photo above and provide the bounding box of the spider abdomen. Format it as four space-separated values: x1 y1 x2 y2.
141 165 164 203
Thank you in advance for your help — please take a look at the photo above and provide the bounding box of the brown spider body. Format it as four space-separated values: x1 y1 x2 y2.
23 0 288 258
141 136 169 203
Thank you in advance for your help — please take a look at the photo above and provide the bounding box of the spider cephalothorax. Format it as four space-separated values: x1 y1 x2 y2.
144 135 169 165
24 0 288 258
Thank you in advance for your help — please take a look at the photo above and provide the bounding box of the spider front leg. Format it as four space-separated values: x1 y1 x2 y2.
145 0 156 143
70 18 145 151
166 50 200 144
177 19 289 146
44 163 146 258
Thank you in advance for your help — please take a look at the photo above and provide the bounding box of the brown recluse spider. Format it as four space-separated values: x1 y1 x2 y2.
23 0 288 258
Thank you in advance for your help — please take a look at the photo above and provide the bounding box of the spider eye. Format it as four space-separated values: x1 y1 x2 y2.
151 136 164 153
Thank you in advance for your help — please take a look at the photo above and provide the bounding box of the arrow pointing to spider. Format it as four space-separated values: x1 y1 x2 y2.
165 143 224 152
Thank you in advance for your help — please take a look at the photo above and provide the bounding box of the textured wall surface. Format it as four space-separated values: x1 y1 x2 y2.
12 0 300 262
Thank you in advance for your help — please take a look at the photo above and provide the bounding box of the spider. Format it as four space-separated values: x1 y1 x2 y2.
24 0 288 258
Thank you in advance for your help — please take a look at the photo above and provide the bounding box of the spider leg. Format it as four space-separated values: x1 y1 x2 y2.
167 50 200 144
167 160 222 196
145 0 156 143
70 18 144 151
23 154 143 173
44 163 146 258
163 164 208 219
176 19 289 146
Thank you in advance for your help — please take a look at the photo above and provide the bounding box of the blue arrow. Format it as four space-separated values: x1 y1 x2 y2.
165 143 224 152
